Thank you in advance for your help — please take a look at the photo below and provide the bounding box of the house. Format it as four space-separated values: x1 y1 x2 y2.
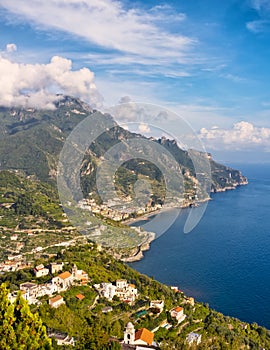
102 283 117 300
49 295 65 308
102 306 113 313
150 300 164 313
19 282 41 304
48 330 75 346
34 264 49 278
95 280 137 302
72 264 89 284
8 290 29 303
170 306 186 323
186 332 202 346
116 279 128 289
94 282 117 300
42 282 58 296
75 293 85 300
1 260 19 272
115 280 138 303
52 271 73 291
50 262 64 274
20 282 40 298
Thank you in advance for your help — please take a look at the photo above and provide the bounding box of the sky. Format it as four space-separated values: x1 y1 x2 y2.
0 0 270 163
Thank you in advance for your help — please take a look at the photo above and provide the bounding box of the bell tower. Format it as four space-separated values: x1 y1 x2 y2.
72 264 78 278
124 322 135 345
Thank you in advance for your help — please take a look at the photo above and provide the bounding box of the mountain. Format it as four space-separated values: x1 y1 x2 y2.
0 96 247 209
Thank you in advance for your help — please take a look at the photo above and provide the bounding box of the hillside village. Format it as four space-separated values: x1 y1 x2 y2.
2 244 205 349
2 241 270 349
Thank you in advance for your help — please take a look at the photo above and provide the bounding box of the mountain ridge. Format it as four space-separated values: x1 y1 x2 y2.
0 96 247 210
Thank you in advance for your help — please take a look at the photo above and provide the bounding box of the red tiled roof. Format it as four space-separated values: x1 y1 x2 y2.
173 306 183 313
58 271 72 280
135 328 154 345
75 293 85 300
49 295 63 304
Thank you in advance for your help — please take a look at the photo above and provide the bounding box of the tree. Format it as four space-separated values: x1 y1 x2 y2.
110 320 122 338
0 284 17 349
0 283 52 350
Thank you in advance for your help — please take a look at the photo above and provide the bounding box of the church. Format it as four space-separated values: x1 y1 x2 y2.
121 322 160 350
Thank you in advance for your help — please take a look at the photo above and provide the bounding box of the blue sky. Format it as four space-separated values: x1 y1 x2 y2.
0 0 270 163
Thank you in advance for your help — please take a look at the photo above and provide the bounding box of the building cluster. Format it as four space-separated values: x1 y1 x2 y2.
8 263 89 306
121 321 201 349
4 258 201 348
94 279 138 303
0 255 29 272
79 198 162 222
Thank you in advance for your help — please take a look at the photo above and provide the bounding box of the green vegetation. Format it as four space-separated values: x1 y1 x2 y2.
0 170 81 261
0 97 247 207
0 96 253 349
0 283 52 349
1 244 270 349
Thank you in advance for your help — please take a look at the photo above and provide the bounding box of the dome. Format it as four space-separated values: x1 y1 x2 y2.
126 322 134 329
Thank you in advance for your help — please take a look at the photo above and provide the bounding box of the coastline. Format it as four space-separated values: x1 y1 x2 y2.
120 231 156 263
122 181 248 262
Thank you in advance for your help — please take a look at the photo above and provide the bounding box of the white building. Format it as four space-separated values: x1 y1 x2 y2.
170 306 186 323
124 322 136 345
95 280 137 302
150 300 164 313
20 282 39 298
34 264 49 278
50 262 64 274
8 290 29 303
72 264 89 284
104 283 117 300
115 280 138 303
49 295 65 308
116 279 128 289
48 331 75 346
52 271 73 291
186 332 202 346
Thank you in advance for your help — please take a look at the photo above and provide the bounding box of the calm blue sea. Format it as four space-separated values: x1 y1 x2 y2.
130 164 270 328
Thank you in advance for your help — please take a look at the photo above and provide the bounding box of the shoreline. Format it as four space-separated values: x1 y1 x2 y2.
122 181 248 262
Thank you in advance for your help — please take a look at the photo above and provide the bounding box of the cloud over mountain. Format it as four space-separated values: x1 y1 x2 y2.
0 54 102 109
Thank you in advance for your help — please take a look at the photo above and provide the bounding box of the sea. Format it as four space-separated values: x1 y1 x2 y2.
129 164 270 329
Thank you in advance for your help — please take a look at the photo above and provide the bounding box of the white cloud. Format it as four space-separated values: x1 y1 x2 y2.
246 19 269 33
247 1 270 32
249 0 270 12
220 73 245 82
199 121 270 151
6 43 17 53
0 54 102 109
138 122 151 134
0 0 193 64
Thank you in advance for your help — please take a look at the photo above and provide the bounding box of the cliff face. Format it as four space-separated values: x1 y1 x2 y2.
210 158 248 192
0 96 247 203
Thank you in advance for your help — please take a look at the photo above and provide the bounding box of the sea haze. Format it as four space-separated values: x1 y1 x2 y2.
130 164 270 328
